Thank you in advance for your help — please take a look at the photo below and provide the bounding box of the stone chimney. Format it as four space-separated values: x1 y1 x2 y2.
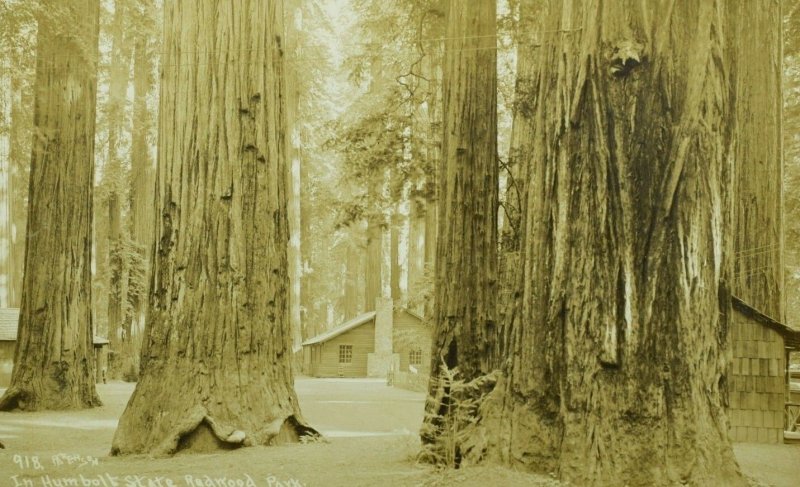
367 296 399 377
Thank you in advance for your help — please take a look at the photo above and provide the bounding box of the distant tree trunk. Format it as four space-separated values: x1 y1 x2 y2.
0 60 11 308
452 2 774 485
106 191 124 370
1 45 29 309
285 0 303 352
390 210 402 302
343 242 360 319
494 0 541 378
407 202 426 312
8 74 26 309
111 0 316 455
423 0 498 423
364 219 383 310
731 2 784 320
502 0 539 252
105 0 134 379
422 12 444 318
299 169 312 338
0 0 101 411
299 136 312 338
127 0 156 372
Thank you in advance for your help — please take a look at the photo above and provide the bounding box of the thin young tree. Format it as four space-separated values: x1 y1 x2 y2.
0 0 101 411
111 0 316 455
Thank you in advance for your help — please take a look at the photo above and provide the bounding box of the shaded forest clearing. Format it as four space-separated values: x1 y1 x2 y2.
2 0 800 485
0 380 797 487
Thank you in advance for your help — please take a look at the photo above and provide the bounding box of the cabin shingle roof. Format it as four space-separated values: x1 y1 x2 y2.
302 311 376 346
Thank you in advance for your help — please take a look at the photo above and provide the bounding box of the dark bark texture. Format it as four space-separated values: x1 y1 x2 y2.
427 0 498 384
454 1 782 486
111 0 316 455
730 2 784 319
0 0 102 411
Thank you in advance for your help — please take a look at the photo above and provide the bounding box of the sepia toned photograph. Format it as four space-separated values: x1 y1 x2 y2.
0 0 799 485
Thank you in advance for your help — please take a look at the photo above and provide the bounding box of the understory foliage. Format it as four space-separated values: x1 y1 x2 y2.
419 362 498 469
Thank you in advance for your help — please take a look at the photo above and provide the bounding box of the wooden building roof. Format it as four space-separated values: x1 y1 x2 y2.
731 296 800 349
302 311 376 346
301 308 426 347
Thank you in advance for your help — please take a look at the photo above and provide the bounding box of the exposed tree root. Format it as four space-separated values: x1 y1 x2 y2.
0 385 101 411
0 386 27 411
117 405 322 456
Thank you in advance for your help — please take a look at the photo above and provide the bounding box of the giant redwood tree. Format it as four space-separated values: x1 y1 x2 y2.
0 0 102 411
423 0 498 431
438 1 781 486
111 0 316 455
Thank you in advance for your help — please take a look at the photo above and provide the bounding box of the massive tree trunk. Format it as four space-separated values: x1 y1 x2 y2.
424 0 498 420
447 1 779 485
730 2 784 319
0 0 101 411
785 3 800 325
111 0 316 455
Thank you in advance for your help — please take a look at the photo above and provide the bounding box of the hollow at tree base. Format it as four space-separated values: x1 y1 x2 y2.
0 384 102 412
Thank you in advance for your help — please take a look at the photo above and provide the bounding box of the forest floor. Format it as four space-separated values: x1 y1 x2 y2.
0 378 796 487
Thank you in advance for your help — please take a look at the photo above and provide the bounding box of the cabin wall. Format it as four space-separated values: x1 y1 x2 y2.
728 310 786 443
0 340 13 387
393 311 431 373
314 321 375 377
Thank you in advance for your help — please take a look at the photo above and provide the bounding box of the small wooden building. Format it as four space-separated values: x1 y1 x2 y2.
0 308 18 387
0 308 109 387
302 299 431 379
728 296 800 443
303 311 377 378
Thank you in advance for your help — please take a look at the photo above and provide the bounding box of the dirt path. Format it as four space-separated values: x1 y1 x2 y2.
0 380 797 486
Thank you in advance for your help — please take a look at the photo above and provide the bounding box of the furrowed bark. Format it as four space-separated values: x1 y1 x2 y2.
0 0 102 411
111 0 317 455
453 1 779 486
422 0 499 455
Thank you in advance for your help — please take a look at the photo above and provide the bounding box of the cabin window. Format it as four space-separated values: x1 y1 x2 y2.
339 344 353 364
409 349 423 366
